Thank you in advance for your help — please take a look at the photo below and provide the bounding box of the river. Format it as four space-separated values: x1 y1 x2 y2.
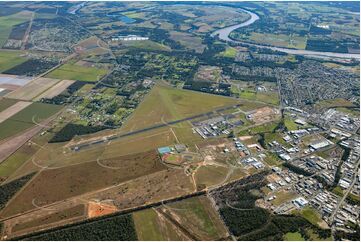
212 9 360 60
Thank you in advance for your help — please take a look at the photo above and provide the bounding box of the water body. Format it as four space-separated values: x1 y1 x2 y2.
212 9 360 59
68 2 86 15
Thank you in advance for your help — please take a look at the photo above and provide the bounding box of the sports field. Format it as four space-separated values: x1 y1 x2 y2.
46 63 108 82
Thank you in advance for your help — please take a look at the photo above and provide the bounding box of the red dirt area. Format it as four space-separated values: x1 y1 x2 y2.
87 201 118 218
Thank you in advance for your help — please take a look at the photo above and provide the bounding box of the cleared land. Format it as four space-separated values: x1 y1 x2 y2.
0 150 166 218
10 204 85 234
46 63 108 82
169 31 205 53
158 195 229 240
0 101 31 123
34 79 74 100
5 77 61 101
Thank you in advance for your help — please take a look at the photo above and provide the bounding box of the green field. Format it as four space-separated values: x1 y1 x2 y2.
0 98 18 112
0 102 62 140
0 144 37 179
0 11 32 47
132 209 165 240
122 40 171 52
219 47 237 58
332 186 344 197
121 83 239 132
284 232 305 241
0 50 28 73
231 87 279 105
46 63 108 82
239 121 280 136
284 118 299 131
165 196 228 240
263 151 282 166
264 133 291 148
335 107 360 118
298 207 323 226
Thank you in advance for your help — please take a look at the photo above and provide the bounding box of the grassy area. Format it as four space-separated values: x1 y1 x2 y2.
239 121 280 136
347 193 360 204
121 40 171 52
169 31 205 53
219 47 237 58
0 11 32 47
332 186 344 197
12 204 85 233
335 107 360 118
0 102 62 140
231 87 280 106
0 131 51 179
46 63 108 82
284 232 305 241
240 32 307 49
316 98 355 109
271 190 297 206
0 50 27 72
132 209 165 241
120 83 238 133
164 196 228 240
263 152 282 166
285 118 299 131
264 132 291 148
195 165 229 188
298 207 323 227
0 98 18 112
0 144 37 180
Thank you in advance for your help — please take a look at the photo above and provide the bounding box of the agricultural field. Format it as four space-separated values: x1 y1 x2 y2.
5 77 61 100
0 102 62 140
0 50 27 73
0 11 32 47
0 98 18 112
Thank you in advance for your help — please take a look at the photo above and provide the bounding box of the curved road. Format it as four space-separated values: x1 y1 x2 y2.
212 8 360 59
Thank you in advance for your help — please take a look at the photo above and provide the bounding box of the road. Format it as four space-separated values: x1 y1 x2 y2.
330 159 360 234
